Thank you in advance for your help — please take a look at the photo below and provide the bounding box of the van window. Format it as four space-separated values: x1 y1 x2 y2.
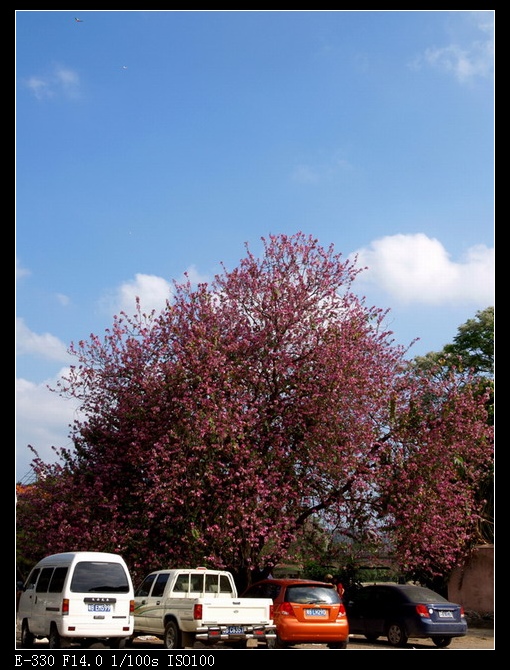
48 567 68 593
70 561 130 593
36 567 54 593
24 568 40 590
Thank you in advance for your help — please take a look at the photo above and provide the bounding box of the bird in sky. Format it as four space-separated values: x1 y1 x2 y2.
74 17 83 22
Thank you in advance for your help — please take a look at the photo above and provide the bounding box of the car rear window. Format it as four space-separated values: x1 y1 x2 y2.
402 586 449 604
285 585 340 604
70 561 130 593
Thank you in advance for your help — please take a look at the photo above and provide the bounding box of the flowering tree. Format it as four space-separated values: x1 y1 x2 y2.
16 233 493 588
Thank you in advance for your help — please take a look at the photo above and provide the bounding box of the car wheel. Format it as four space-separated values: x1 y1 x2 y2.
20 620 35 648
163 621 181 649
328 640 348 649
386 622 408 647
432 636 452 648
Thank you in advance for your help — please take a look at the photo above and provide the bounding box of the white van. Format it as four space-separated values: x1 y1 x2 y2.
17 551 134 649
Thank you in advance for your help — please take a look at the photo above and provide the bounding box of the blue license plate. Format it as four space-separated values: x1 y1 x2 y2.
88 604 111 612
306 608 327 616
226 626 244 634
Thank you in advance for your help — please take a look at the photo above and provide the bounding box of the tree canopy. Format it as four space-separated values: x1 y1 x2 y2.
16 233 493 588
413 306 494 377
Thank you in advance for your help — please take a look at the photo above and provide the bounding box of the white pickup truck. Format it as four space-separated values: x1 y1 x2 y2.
131 567 276 649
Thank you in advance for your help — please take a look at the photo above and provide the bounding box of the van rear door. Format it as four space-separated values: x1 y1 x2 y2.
66 559 133 636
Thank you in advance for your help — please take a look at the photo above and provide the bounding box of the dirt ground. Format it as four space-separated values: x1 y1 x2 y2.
16 628 494 651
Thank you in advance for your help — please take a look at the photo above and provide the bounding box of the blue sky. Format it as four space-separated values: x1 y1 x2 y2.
16 10 494 482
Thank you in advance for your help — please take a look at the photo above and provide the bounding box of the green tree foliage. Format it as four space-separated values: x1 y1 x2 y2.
413 307 494 377
16 234 493 589
411 306 494 550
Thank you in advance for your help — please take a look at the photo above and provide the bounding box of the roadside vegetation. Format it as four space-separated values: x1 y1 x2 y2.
16 234 493 593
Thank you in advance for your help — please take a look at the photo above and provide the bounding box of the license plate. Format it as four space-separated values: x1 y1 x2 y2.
306 608 327 616
88 604 112 612
438 611 454 618
226 626 244 635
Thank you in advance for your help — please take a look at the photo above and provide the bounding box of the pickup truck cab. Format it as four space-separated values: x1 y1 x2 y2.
132 567 276 649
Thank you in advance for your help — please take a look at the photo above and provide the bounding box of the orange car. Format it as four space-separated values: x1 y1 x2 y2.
242 578 349 648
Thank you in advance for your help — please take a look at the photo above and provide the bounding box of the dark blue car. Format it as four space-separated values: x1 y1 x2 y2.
345 583 468 647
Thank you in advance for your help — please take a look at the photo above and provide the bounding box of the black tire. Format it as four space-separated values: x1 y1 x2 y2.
110 638 128 649
20 620 35 648
432 636 452 648
230 640 247 648
365 634 379 642
48 624 66 649
328 640 348 649
163 621 181 649
386 622 408 647
181 631 196 648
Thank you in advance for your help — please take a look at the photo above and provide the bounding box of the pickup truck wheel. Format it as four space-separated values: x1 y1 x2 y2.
163 621 181 649
110 638 128 649
181 632 195 648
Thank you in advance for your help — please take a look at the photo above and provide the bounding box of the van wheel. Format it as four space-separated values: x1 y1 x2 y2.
48 625 62 649
21 620 35 648
163 621 181 649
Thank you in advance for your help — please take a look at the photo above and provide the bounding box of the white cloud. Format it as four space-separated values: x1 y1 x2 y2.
423 42 493 84
117 273 172 314
291 153 354 184
16 317 71 362
410 10 494 84
351 233 494 306
16 257 31 280
16 371 81 481
24 64 81 100
25 75 53 100
182 265 210 287
56 293 71 307
291 164 320 184
102 267 211 317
